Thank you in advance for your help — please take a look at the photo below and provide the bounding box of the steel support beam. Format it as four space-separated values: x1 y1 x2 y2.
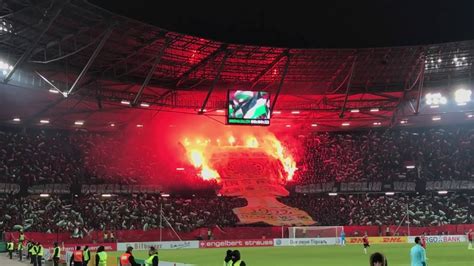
177 43 228 87
250 49 289 89
102 34 165 76
414 61 425 114
339 57 357 118
3 0 69 83
198 50 230 114
132 38 170 106
67 24 115 95
270 55 291 115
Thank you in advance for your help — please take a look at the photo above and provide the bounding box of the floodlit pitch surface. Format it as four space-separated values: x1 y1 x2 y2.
106 243 473 266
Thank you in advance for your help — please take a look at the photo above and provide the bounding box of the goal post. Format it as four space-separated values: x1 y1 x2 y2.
288 226 344 243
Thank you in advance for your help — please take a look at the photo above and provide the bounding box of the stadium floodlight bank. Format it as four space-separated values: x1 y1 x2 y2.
288 226 344 244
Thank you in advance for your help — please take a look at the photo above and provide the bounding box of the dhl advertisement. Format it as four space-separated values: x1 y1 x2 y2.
346 236 408 244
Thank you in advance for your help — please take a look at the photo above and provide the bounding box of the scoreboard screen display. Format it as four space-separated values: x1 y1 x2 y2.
227 90 271 125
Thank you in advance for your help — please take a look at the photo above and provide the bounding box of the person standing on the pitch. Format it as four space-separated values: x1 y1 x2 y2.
363 232 370 254
468 229 473 250
52 242 61 266
340 230 346 246
224 250 233 266
95 246 107 266
83 246 91 266
37 242 44 266
6 239 14 259
18 240 24 261
410 237 427 266
27 240 32 260
231 250 246 266
119 246 140 266
145 246 159 266
70 246 83 266
31 241 38 266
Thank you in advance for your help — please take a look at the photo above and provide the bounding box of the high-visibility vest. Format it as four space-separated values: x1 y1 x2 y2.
83 249 90 261
120 253 131 266
233 260 242 266
17 243 23 251
73 250 83 262
7 242 13 251
31 245 38 256
53 247 61 258
28 244 33 253
224 260 233 266
37 245 44 256
19 234 25 241
97 251 107 266
145 254 158 266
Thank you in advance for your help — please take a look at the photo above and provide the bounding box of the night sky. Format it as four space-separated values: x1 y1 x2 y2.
89 0 474 48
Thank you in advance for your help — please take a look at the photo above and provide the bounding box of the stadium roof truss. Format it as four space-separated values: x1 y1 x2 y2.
0 0 473 130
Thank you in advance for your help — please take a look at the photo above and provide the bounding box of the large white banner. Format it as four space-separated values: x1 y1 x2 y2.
407 235 467 244
274 237 337 247
118 240 200 251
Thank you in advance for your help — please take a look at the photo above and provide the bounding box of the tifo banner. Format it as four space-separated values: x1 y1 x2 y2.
213 148 315 226
407 235 467 244
296 182 417 193
274 238 336 247
296 180 474 194
199 239 274 248
0 183 20 194
346 236 407 244
81 184 162 194
27 184 70 194
233 203 315 226
425 180 474 191
220 178 289 196
117 241 199 251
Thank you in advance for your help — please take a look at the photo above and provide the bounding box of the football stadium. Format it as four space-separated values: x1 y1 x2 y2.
0 1 473 266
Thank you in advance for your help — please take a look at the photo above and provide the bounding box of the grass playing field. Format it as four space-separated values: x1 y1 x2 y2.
104 243 474 266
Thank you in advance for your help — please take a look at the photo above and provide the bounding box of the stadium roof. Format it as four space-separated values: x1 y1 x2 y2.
0 0 473 131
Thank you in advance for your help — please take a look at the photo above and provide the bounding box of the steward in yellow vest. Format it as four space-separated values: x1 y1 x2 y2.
52 242 61 266
83 246 91 265
7 241 14 259
96 246 108 266
224 250 233 266
231 250 246 266
145 247 159 266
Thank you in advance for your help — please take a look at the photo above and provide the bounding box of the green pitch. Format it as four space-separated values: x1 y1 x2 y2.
112 243 473 266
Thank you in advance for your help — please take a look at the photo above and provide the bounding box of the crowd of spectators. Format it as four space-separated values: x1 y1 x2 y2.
0 193 471 234
0 125 472 185
282 193 473 226
0 194 244 234
296 125 473 184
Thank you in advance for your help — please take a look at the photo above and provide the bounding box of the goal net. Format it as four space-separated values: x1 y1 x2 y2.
288 226 344 240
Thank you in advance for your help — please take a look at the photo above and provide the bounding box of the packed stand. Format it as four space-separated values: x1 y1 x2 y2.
282 193 473 226
0 194 245 234
0 128 82 185
297 125 474 184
